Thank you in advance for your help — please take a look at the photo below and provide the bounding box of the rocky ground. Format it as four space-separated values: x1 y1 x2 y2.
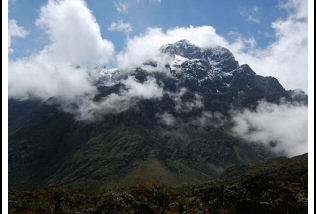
8 153 308 214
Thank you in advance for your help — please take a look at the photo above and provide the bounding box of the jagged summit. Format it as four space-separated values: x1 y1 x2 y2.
162 40 235 60
161 39 201 59
161 40 239 75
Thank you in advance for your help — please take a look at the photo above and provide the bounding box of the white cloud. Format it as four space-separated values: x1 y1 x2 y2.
194 111 225 128
8 58 96 100
115 1 128 13
231 101 308 157
35 0 114 66
239 6 260 23
117 0 307 92
8 19 29 53
235 0 308 92
279 0 307 19
108 20 133 34
8 0 166 121
156 112 177 126
63 76 164 121
123 76 163 99
9 0 114 100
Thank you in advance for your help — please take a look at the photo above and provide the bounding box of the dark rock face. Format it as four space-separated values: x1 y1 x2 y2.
8 40 307 189
159 40 304 111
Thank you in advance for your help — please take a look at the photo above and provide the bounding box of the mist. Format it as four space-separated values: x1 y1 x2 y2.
231 101 308 156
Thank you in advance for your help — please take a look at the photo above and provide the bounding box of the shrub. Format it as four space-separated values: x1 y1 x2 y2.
177 199 186 214
153 186 171 214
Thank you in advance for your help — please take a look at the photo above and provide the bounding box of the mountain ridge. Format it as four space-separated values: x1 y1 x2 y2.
9 40 307 189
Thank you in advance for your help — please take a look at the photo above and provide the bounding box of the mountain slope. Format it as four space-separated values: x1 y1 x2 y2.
8 153 308 214
8 40 307 189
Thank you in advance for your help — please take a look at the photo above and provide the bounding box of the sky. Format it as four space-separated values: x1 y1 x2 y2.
8 0 309 93
9 0 288 59
6 0 311 156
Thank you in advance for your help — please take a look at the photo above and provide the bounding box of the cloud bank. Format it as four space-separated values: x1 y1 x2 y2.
231 101 308 156
8 0 166 121
35 0 114 66
9 0 114 100
62 76 164 121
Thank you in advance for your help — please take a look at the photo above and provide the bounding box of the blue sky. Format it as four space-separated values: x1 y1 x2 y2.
9 0 289 59
8 0 308 92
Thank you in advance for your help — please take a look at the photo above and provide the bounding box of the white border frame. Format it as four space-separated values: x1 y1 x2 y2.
307 0 315 213
2 0 9 213
2 0 314 213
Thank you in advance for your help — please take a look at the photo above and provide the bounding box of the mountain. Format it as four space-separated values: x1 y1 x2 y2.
8 40 307 189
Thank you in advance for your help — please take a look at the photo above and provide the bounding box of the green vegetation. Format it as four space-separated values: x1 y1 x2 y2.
177 199 186 214
9 93 274 190
153 185 172 214
8 153 308 214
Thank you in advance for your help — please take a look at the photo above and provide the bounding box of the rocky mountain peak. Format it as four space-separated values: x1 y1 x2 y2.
161 39 201 59
162 40 239 74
